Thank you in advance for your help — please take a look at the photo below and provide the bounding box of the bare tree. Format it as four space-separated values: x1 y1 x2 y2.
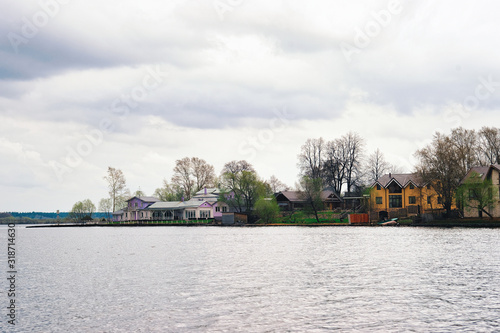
172 157 194 199
297 138 325 179
388 164 406 174
479 126 500 165
221 160 255 175
191 157 216 192
367 148 389 183
172 157 216 200
103 167 127 212
297 176 323 223
323 139 346 194
415 132 464 214
267 175 289 193
451 127 480 174
341 132 365 195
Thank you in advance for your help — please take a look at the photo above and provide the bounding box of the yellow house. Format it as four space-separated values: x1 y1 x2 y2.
370 173 446 218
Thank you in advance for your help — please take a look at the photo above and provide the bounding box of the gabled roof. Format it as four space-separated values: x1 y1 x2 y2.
321 190 343 202
126 196 161 203
147 200 213 210
275 190 342 202
461 164 500 184
373 173 425 189
276 191 303 202
194 188 221 196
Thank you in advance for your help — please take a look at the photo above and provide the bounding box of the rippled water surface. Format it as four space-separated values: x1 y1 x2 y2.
1 226 500 332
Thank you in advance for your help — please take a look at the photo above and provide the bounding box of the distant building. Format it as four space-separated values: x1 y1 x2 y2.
370 173 448 219
112 188 233 222
274 190 342 211
459 164 500 218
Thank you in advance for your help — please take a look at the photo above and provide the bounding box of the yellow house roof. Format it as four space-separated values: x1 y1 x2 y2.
372 173 426 189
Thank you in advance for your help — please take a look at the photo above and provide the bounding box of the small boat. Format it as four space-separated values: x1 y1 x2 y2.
378 218 399 226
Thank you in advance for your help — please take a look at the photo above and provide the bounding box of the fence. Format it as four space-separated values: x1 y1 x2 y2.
348 214 370 225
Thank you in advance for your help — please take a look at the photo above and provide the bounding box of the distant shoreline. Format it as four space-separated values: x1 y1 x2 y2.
23 219 500 228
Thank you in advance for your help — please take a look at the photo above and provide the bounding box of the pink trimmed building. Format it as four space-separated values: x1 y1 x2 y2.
112 188 233 222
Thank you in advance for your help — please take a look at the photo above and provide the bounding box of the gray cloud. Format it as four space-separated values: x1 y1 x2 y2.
1 0 500 211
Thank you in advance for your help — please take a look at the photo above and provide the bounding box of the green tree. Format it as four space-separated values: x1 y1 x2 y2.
70 199 95 222
98 198 112 221
456 172 499 219
297 176 323 223
219 160 268 213
69 201 85 221
154 180 183 201
133 189 145 197
254 197 280 223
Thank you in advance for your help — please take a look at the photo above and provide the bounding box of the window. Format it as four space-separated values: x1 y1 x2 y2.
427 196 431 205
141 212 143 217
185 210 196 219
222 206 228 213
376 197 383 204
389 195 402 208
437 197 442 205
469 189 477 200
200 210 211 219
388 183 402 194
376 184 381 190
215 207 220 212
427 184 431 190
409 196 416 204
409 183 415 189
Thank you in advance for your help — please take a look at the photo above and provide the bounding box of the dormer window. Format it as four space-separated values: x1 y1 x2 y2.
388 183 402 194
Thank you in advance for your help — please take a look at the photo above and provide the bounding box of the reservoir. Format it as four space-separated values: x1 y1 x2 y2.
2 226 500 332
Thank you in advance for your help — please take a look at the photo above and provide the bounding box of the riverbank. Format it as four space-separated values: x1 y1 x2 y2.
23 218 500 228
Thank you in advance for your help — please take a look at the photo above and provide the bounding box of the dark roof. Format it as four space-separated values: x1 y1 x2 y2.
276 190 342 202
461 164 500 184
126 196 161 203
277 191 302 202
373 173 425 188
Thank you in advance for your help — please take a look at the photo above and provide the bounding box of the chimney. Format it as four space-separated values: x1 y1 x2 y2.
389 173 392 178
182 196 184 202
204 187 207 195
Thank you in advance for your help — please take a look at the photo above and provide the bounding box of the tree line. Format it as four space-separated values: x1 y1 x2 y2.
70 126 500 221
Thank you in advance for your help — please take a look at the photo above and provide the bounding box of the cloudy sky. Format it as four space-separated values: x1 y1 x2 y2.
1 0 500 212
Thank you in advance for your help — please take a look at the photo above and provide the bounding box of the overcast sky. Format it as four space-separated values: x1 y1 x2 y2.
2 0 500 212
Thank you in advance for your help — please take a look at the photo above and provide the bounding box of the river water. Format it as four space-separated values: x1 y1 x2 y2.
1 226 500 332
